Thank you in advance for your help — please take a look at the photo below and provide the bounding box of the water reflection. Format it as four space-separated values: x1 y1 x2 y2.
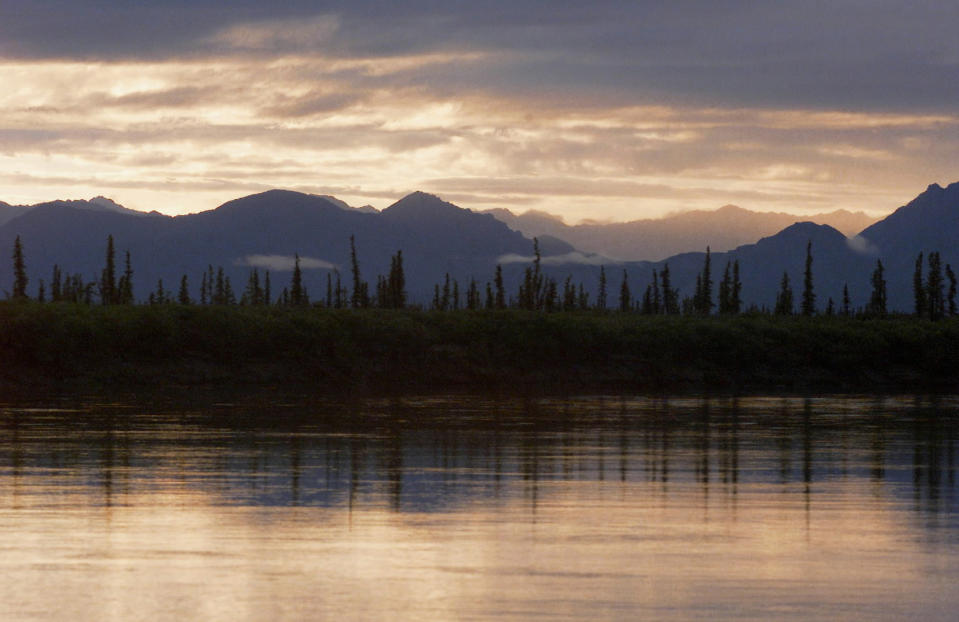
1 395 958 620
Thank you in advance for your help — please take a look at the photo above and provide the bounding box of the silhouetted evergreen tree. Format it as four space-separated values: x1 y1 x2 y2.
562 276 576 311
150 279 167 305
596 266 607 311
349 235 369 308
825 297 835 316
264 271 271 306
801 241 815 316
384 250 406 309
334 270 344 309
215 267 225 305
867 259 887 316
118 251 134 304
913 252 926 317
693 247 713 315
36 279 45 303
842 283 851 316
543 278 558 312
494 265 506 309
290 254 307 306
485 283 494 309
577 283 589 310
661 263 679 315
618 270 631 312
927 251 944 320
774 272 793 315
651 269 661 314
200 271 209 305
641 285 653 314
947 264 957 316
178 275 191 305
467 278 480 310
731 260 742 314
50 265 62 302
242 269 263 305
223 276 236 305
12 235 28 299
99 234 117 305
718 261 731 314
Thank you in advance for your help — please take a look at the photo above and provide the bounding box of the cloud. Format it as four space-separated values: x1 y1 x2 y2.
846 235 879 256
496 251 618 266
238 255 336 271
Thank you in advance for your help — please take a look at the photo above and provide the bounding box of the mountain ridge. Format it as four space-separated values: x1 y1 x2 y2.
1 183 957 313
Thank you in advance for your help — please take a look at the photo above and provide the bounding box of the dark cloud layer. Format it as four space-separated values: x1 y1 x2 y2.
3 1 959 111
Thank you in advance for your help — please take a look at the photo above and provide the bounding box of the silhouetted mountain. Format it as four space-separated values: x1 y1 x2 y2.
0 190 539 303
488 204 878 261
0 201 30 227
1 183 956 312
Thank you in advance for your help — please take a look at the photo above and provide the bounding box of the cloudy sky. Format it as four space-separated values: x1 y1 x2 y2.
2 1 958 221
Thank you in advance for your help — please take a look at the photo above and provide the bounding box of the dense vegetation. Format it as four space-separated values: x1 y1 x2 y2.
4 232 959 394
2 301 958 393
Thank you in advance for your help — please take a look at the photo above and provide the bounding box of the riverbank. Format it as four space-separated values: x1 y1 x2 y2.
2 302 958 394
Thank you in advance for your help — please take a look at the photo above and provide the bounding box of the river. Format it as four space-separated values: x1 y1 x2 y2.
1 394 957 620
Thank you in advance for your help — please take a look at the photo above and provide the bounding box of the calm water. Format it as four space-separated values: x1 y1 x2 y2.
1 394 958 621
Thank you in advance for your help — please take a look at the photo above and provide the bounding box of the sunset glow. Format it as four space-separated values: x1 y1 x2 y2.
2 3 958 220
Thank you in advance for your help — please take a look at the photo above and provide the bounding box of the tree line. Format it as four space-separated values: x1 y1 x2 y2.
7 233 959 319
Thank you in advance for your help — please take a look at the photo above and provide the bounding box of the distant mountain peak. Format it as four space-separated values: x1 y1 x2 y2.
383 191 467 218
213 189 343 216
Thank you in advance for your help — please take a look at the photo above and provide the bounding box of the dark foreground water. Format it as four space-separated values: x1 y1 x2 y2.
1 394 958 621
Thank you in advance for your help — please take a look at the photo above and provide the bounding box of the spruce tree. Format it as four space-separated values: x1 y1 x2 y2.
178 275 191 305
12 235 28 299
651 269 661 314
118 250 134 304
596 266 607 311
774 272 793 315
641 285 653 315
386 250 406 309
718 261 731 314
697 246 713 315
913 252 926 317
868 259 887 316
264 271 272 306
349 235 369 308
100 234 117 305
618 270 631 312
562 276 576 311
51 264 62 302
927 251 944 320
224 276 236 305
215 267 225 305
731 260 742 314
37 279 45 303
661 263 678 314
467 278 480 310
947 264 957 316
801 240 815 316
291 253 305 306
494 265 506 309
200 271 208 305
842 283 851 317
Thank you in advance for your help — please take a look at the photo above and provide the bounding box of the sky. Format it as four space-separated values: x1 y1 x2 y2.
1 1 958 222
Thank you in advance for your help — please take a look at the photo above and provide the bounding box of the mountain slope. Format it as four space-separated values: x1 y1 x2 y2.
489 204 879 261
0 190 539 303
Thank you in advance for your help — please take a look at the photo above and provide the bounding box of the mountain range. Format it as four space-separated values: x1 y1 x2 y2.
1 183 958 313
484 204 879 261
